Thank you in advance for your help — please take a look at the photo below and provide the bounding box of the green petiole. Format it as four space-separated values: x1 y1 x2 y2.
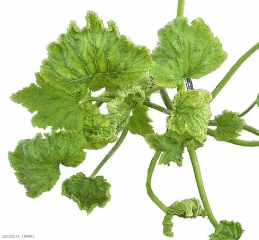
177 0 185 18
143 101 172 115
160 88 174 110
239 98 257 117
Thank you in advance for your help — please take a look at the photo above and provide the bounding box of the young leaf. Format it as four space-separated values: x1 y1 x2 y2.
145 131 185 166
8 132 86 198
163 198 206 237
128 105 154 136
209 220 244 240
62 172 111 214
11 73 86 130
167 90 212 146
211 110 246 141
152 17 227 88
40 11 152 93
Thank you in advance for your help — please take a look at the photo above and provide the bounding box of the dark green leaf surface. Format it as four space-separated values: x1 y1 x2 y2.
152 17 227 88
40 12 152 93
62 172 111 214
8 132 86 198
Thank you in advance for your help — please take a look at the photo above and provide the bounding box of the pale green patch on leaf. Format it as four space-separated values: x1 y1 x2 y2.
62 172 111 214
152 17 227 88
209 220 243 240
212 110 245 141
11 73 86 131
128 105 154 136
40 12 152 93
163 198 206 237
8 132 86 198
167 90 212 146
145 131 185 166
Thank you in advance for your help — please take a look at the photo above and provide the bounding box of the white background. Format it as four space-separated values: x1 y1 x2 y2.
1 0 259 239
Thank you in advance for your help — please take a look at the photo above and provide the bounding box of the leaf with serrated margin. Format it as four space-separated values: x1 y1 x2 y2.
145 131 185 166
167 90 212 146
40 12 152 93
62 172 111 214
163 198 206 237
152 17 227 88
8 132 86 198
11 73 86 130
128 105 154 136
212 110 245 141
209 220 244 240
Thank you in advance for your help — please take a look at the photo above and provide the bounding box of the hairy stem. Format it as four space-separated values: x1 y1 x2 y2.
188 146 219 229
211 42 259 100
146 151 167 213
145 86 163 95
243 124 259 136
90 128 128 178
144 101 172 115
239 99 257 117
160 88 174 110
207 128 259 147
177 0 185 17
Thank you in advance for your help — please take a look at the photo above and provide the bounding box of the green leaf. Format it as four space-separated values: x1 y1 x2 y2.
167 90 212 146
8 132 86 198
145 131 185 166
128 105 154 136
209 220 244 240
40 11 152 93
257 94 259 106
152 17 227 88
163 198 206 237
212 110 246 141
62 172 111 214
11 73 86 131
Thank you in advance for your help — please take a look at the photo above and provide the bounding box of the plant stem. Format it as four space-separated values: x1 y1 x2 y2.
145 86 163 95
177 80 186 91
144 101 172 115
239 99 257 117
177 0 185 17
90 128 128 178
146 151 167 213
243 124 259 136
207 128 259 147
188 146 219 229
160 88 174 110
211 42 259 100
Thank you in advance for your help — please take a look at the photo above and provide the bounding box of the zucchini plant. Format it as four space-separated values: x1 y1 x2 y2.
8 0 259 239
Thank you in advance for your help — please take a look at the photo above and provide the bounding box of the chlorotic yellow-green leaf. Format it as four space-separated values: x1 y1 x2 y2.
163 198 206 237
62 172 111 214
167 89 212 146
209 220 244 240
152 17 227 88
128 105 154 136
8 132 86 198
212 110 246 141
10 73 86 130
40 11 152 93
145 131 185 166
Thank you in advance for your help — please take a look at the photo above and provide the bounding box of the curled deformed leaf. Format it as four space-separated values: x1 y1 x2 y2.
40 12 152 93
62 172 111 214
152 17 227 88
8 132 86 198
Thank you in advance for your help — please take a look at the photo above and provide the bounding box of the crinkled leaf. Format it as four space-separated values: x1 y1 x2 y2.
167 90 212 146
8 132 86 198
145 131 185 166
108 86 145 132
152 17 227 88
62 172 111 214
128 105 154 136
163 198 206 237
11 73 86 130
40 12 152 93
209 220 244 240
212 110 245 141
